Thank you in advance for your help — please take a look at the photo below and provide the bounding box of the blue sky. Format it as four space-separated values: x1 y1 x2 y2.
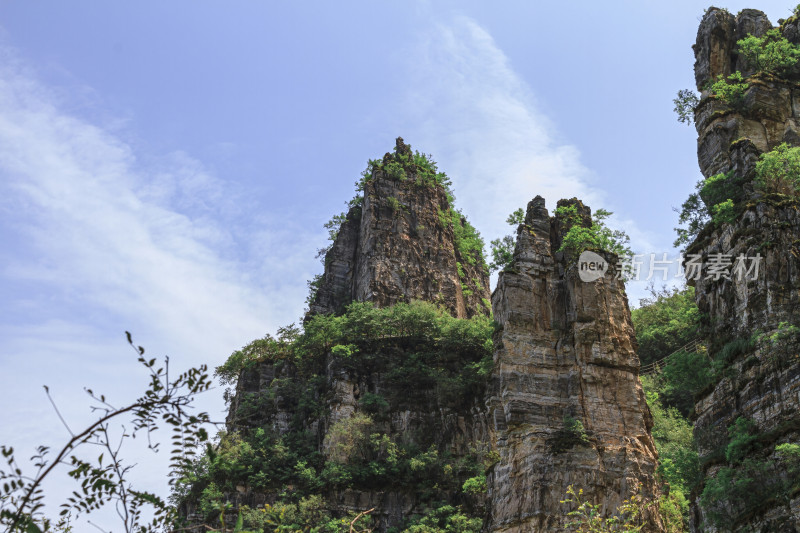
0 0 795 527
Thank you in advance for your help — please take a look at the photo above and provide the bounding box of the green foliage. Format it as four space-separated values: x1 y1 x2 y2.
674 170 746 248
358 392 389 417
725 417 758 465
371 143 452 193
550 416 590 454
631 285 700 366
315 141 487 282
439 207 486 268
0 334 213 533
658 492 688 533
776 442 800 468
657 350 713 416
387 195 402 211
305 274 323 308
505 208 525 225
190 301 495 528
699 457 775 528
755 142 800 195
357 158 381 192
709 71 749 108
402 504 482 533
316 188 364 263
216 325 299 387
560 485 651 532
488 235 515 273
555 205 632 263
758 321 800 346
673 191 707 249
461 474 486 496
386 160 408 181
236 495 373 532
488 208 525 273
710 198 736 225
699 170 741 208
641 378 700 507
673 89 699 126
715 336 756 365
698 418 799 528
737 28 800 75
641 374 701 530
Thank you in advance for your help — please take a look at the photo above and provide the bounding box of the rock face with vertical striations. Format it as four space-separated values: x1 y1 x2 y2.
687 8 800 531
486 196 662 532
309 137 491 319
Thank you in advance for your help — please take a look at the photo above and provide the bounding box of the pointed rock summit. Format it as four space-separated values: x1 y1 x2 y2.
487 196 662 532
310 137 491 318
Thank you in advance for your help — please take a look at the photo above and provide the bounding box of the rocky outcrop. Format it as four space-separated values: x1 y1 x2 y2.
206 139 495 532
693 8 800 181
688 197 800 339
688 8 800 531
486 196 662 532
309 137 490 319
687 197 800 532
223 348 493 530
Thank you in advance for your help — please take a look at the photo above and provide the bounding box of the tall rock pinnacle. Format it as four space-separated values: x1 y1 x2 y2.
309 137 491 318
487 196 662 532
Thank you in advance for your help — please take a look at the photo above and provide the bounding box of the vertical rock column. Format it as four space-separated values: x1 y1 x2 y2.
487 196 661 532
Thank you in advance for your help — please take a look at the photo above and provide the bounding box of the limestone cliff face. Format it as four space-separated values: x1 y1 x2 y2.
688 8 800 531
309 137 490 319
486 196 662 532
687 198 800 533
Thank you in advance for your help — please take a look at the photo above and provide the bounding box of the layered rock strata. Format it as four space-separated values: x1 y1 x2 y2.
487 196 662 532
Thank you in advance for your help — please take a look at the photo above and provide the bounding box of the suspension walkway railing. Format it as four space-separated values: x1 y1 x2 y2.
640 338 705 375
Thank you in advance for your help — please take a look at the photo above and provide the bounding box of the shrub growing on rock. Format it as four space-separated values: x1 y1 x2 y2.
755 142 800 195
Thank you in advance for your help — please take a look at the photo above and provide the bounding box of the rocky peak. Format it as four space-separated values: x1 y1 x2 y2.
309 138 490 319
550 197 592 254
693 8 800 180
487 196 662 532
694 8 771 92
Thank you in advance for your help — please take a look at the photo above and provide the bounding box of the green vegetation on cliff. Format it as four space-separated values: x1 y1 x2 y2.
555 205 632 263
699 416 800 529
631 286 700 367
177 300 495 532
488 205 632 273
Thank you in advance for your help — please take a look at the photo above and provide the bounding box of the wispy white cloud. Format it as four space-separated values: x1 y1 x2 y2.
398 16 660 278
0 45 319 522
0 52 315 363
